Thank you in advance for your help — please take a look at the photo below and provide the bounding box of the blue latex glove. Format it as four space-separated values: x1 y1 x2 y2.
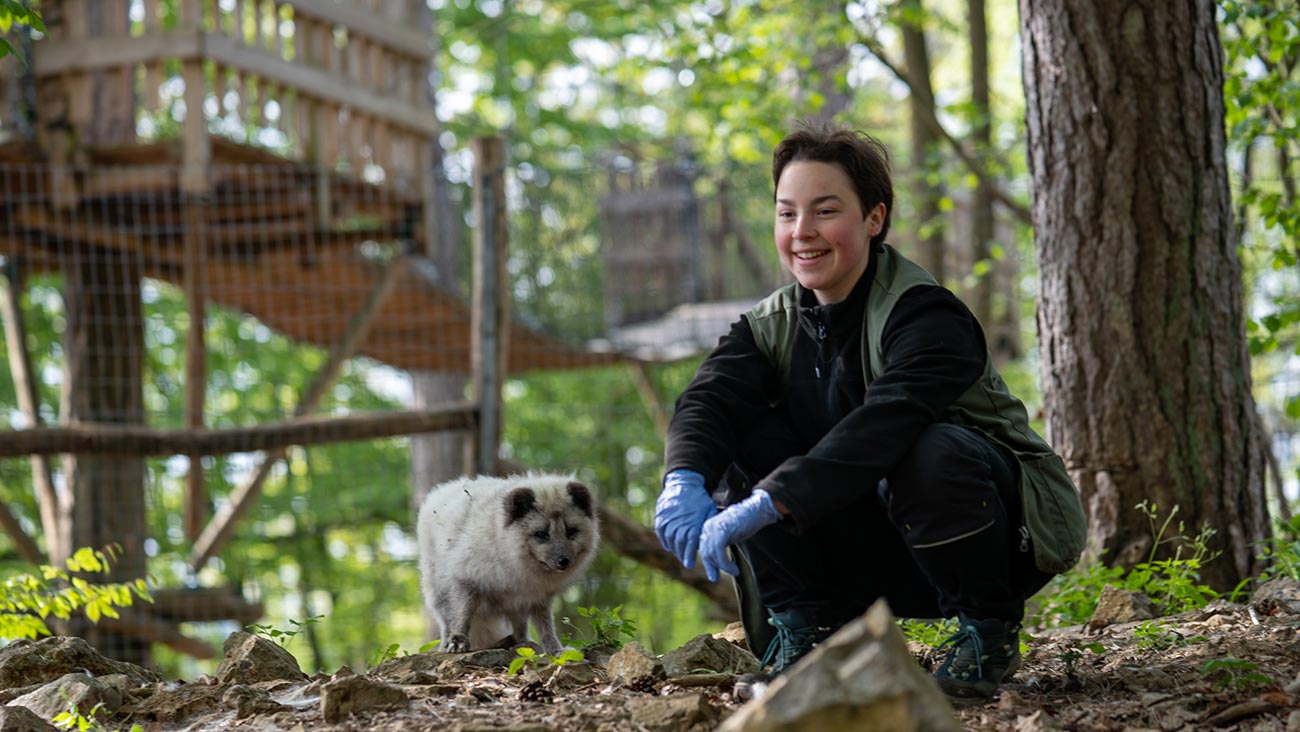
654 469 716 569
698 489 782 583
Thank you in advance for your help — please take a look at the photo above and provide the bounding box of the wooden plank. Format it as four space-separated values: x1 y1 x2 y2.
204 33 436 135
0 403 477 458
182 57 212 194
470 136 508 475
183 197 209 541
0 266 61 562
33 31 203 77
189 255 414 568
285 0 431 59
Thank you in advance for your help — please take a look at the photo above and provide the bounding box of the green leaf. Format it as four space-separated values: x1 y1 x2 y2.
508 657 527 675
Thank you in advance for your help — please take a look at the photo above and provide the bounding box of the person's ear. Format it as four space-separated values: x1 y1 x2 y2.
866 203 887 237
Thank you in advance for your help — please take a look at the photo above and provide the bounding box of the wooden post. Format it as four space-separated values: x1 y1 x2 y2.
182 196 209 541
469 136 508 477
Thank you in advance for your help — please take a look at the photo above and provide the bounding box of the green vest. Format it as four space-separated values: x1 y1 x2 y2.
747 244 1087 574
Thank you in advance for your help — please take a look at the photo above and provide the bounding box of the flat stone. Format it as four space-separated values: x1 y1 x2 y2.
8 673 125 722
1253 577 1300 616
319 675 408 723
1088 585 1157 630
0 705 58 732
222 684 290 719
0 637 158 689
660 634 759 677
718 600 961 732
606 642 663 683
215 632 307 685
627 694 717 732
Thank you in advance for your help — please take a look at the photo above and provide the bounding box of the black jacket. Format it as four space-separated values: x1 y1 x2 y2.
664 249 990 532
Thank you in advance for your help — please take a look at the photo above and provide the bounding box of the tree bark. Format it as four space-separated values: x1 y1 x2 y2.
1022 0 1269 591
60 247 150 664
967 0 996 335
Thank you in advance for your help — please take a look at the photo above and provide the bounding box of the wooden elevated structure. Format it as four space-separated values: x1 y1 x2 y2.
0 0 627 663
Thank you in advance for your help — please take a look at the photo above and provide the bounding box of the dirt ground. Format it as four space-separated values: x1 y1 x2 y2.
4 589 1300 732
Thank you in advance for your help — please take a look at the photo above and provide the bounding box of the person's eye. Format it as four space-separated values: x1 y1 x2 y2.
818 208 838 216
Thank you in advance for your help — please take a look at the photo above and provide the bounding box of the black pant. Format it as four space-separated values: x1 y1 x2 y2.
719 414 1052 627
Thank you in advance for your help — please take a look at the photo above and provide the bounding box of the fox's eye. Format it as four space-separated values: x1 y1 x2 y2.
533 530 549 541
565 527 579 540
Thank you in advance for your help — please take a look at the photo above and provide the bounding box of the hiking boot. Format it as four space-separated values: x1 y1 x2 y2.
933 616 1021 705
735 608 836 702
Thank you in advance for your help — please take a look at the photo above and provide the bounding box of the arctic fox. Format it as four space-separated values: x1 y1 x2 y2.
416 472 600 655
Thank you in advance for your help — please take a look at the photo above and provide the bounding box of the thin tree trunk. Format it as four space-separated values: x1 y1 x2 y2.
1022 0 1269 591
901 1 945 281
967 0 995 335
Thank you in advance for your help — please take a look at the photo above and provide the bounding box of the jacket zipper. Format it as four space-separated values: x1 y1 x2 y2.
814 321 827 378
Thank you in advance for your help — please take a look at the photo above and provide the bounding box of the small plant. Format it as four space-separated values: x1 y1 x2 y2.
1131 619 1203 652
508 647 585 676
1028 502 1219 629
1057 639 1106 675
562 605 637 649
51 702 143 732
246 614 324 647
898 618 958 647
1254 514 1300 585
1200 657 1274 693
1 546 153 641
366 639 440 667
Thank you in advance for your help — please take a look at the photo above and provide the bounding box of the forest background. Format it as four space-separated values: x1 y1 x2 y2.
0 0 1296 681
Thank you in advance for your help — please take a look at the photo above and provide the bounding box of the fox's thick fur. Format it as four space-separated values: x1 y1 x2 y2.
416 472 600 654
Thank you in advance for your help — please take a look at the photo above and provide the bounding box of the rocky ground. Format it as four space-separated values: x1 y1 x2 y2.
2 579 1300 732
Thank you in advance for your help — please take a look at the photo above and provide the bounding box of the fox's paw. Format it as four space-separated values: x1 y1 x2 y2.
444 634 470 653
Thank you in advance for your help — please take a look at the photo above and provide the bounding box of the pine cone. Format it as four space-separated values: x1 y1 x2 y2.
626 674 661 694
519 679 554 703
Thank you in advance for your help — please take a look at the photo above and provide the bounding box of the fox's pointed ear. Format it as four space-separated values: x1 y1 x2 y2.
566 481 593 517
505 487 536 525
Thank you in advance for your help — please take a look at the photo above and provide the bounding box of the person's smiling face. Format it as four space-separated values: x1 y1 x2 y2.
774 161 886 305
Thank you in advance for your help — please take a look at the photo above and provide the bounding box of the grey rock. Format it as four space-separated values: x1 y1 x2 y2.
222 684 289 719
214 632 307 685
661 634 759 677
718 600 961 732
0 705 58 732
0 637 158 689
607 642 663 683
8 672 124 721
319 675 408 723
1253 577 1300 616
627 694 717 732
1088 585 1157 630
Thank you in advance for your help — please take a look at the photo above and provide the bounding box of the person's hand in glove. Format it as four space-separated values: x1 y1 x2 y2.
698 488 782 582
654 469 716 569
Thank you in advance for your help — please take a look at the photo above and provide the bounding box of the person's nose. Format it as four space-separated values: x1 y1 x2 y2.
793 214 816 240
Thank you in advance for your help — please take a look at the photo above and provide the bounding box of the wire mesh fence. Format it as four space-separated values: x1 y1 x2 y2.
0 152 790 673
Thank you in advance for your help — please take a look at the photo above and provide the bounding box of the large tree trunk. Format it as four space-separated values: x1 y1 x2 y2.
60 248 149 665
1021 0 1269 591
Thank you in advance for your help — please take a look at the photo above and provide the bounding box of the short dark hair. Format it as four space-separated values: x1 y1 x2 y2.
772 121 893 247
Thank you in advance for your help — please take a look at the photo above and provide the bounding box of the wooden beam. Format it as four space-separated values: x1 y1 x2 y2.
183 197 210 541
189 255 414 569
98 609 219 659
32 31 434 135
0 265 61 561
470 137 508 476
286 0 431 59
203 34 436 136
0 404 476 458
150 586 264 624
